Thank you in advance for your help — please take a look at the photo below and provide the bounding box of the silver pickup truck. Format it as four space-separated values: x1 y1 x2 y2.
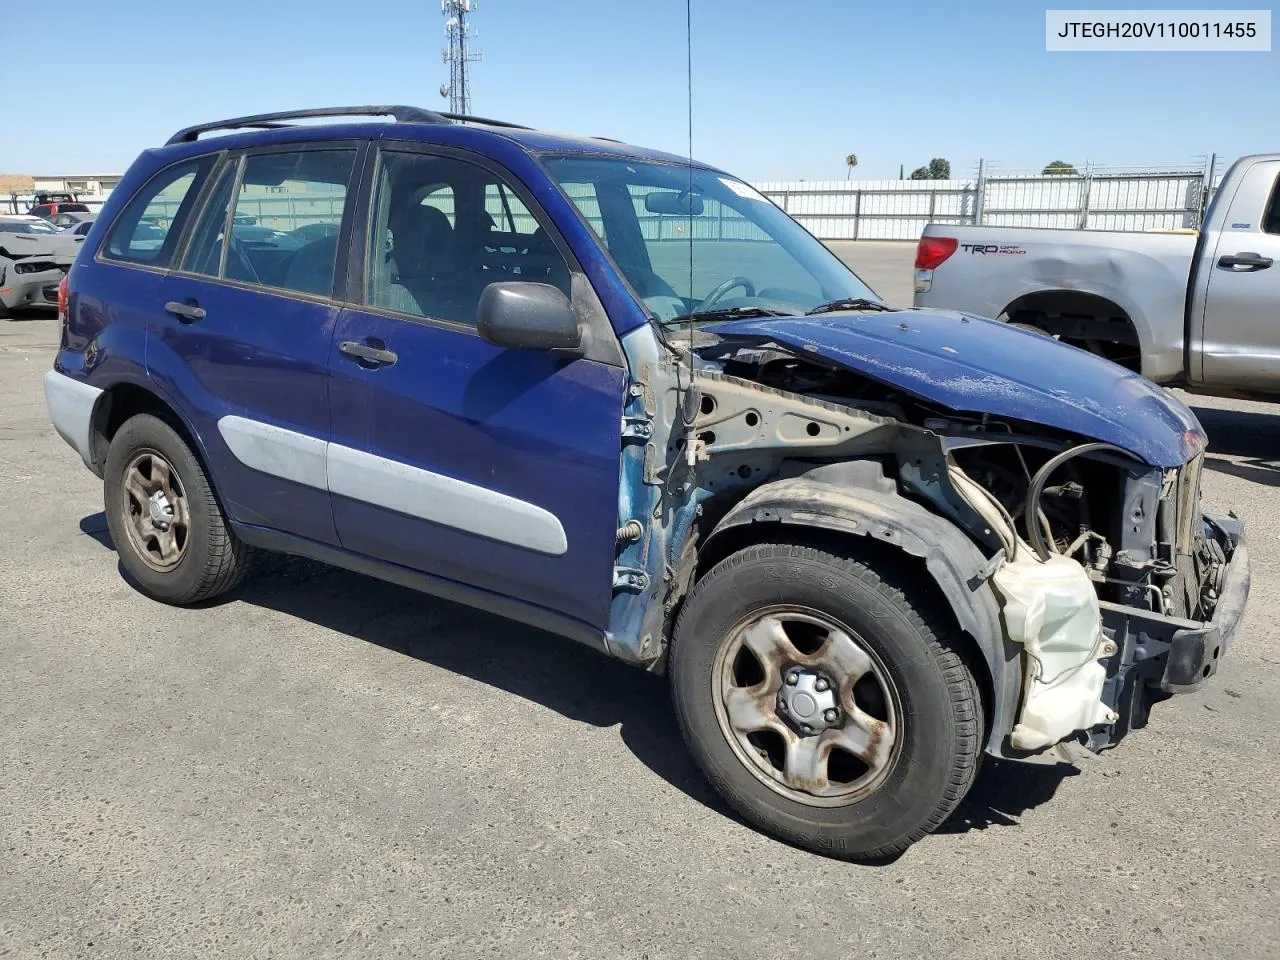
913 154 1280 398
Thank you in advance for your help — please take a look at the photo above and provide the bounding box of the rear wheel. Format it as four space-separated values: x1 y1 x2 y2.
670 541 982 860
104 413 250 604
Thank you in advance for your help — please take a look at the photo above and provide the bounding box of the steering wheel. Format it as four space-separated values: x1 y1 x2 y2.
698 276 755 313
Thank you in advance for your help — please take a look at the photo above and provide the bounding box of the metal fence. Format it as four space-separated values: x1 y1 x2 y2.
753 158 1222 240
7 159 1225 242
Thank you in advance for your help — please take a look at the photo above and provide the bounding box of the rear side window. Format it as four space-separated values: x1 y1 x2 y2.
103 157 213 266
181 161 239 278
225 149 356 297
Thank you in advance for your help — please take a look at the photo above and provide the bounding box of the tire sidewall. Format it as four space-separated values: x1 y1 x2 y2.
104 414 218 603
672 545 971 855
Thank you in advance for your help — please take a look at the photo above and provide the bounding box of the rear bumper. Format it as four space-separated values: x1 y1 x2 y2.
43 369 103 470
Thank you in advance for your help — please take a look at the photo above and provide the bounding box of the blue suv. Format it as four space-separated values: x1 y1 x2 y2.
44 106 1249 860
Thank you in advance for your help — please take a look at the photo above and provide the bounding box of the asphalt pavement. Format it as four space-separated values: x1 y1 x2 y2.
1 242 1277 959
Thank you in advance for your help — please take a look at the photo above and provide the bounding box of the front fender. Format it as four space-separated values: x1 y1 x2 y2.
703 469 1019 753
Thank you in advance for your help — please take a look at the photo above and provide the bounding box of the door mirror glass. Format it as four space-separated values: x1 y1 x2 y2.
477 281 582 355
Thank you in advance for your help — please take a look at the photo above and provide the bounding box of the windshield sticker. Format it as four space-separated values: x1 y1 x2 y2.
719 177 767 202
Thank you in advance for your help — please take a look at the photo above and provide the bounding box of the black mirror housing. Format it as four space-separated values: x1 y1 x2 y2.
477 282 583 356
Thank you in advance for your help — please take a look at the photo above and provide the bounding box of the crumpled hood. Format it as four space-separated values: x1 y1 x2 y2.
707 309 1204 467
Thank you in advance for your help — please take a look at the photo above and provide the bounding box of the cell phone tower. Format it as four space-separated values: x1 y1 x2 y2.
440 0 481 116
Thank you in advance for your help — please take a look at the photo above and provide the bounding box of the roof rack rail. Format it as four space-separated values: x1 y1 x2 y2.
436 112 533 130
165 105 449 145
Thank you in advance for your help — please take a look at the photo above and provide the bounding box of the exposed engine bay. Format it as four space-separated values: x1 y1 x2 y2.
608 327 1247 759
708 343 1227 627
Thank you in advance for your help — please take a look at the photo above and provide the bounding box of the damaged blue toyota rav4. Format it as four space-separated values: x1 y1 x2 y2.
44 106 1249 860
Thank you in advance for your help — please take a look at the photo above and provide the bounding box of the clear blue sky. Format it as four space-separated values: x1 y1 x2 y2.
9 0 1276 181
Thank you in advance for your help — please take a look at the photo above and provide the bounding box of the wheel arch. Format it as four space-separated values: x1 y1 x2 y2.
699 474 1020 754
88 380 206 478
1001 289 1143 371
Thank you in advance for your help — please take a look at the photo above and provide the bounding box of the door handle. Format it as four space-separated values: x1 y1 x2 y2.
1218 252 1274 271
164 300 207 322
339 339 398 367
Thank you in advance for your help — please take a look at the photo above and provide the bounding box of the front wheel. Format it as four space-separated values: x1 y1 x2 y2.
670 541 983 860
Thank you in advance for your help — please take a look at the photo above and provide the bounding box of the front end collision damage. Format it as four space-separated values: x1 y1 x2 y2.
605 321 1248 761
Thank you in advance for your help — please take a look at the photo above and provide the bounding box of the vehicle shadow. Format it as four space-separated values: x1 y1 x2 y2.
937 758 1077 833
1193 404 1280 461
80 510 1078 853
1204 455 1280 489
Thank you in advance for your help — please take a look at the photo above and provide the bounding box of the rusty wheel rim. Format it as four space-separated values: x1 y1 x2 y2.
119 450 190 573
712 606 902 808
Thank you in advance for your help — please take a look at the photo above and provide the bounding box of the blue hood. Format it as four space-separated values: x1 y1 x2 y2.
708 309 1204 467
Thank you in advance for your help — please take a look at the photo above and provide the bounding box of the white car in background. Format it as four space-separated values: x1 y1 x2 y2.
0 215 83 318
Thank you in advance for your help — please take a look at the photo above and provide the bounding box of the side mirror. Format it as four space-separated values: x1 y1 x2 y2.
477 281 583 355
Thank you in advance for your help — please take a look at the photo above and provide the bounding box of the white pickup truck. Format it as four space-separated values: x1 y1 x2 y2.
913 154 1280 398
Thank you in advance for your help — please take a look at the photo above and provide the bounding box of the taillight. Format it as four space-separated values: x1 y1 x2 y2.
915 236 958 270
57 273 69 320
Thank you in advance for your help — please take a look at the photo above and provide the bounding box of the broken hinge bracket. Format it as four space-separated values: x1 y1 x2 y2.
612 566 651 593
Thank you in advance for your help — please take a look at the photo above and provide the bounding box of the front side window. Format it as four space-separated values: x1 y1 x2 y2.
544 156 878 323
365 151 570 325
1263 173 1280 235
104 158 213 266
222 149 356 296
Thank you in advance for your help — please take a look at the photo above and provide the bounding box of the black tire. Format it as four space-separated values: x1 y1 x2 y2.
670 541 983 861
104 413 250 604
0 299 11 320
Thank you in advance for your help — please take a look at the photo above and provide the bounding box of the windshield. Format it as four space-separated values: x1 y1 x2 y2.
543 156 879 323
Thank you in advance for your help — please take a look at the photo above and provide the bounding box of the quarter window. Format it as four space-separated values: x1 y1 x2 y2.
364 151 570 325
103 157 213 266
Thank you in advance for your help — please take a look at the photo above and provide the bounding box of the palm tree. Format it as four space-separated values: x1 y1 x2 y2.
845 153 858 180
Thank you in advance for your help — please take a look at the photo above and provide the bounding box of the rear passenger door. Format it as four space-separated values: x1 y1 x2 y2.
89 156 217 373
327 145 627 630
152 143 363 546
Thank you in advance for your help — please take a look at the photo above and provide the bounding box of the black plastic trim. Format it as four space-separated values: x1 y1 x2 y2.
166 106 448 145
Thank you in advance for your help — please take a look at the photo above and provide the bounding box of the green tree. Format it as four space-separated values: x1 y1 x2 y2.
909 158 951 180
1042 160 1080 176
845 153 858 180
